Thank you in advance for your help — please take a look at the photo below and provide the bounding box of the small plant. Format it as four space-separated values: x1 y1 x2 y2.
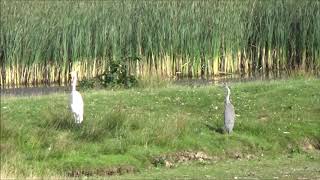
98 60 138 88
78 77 102 90
78 60 138 89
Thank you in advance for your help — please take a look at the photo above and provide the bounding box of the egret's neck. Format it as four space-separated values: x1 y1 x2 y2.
225 86 231 104
72 78 77 91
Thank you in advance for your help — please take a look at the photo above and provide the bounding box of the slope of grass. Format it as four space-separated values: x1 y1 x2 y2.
1 78 320 178
115 153 320 179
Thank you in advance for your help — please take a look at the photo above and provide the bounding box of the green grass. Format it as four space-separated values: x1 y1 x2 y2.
115 153 320 179
1 78 320 178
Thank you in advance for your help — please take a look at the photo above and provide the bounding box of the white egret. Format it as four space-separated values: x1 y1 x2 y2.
70 71 84 124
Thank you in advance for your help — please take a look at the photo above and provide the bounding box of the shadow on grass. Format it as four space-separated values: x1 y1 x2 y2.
204 122 225 134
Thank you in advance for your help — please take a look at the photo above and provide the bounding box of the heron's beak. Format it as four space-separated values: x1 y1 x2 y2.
217 83 225 88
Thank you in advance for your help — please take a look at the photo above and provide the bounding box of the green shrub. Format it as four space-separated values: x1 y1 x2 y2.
79 60 138 89
99 60 138 88
78 77 102 90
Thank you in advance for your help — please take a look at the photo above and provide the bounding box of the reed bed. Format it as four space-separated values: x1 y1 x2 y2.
1 0 319 87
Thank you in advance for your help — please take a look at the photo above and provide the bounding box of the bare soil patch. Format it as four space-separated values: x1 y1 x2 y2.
67 165 137 177
152 151 217 168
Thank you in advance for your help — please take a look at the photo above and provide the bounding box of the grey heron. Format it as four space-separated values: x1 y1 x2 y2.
224 84 235 134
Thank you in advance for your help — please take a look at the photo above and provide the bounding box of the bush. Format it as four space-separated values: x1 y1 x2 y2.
99 60 138 88
78 77 102 90
79 60 138 89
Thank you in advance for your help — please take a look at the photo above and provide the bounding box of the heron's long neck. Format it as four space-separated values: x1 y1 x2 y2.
72 78 77 91
225 87 231 104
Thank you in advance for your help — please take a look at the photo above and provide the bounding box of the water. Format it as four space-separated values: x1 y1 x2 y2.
1 86 70 97
1 73 317 96
173 73 291 87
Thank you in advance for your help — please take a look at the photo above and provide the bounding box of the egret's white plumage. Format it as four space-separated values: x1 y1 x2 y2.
70 71 84 124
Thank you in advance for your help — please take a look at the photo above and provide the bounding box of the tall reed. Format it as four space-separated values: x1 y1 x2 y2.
1 0 319 87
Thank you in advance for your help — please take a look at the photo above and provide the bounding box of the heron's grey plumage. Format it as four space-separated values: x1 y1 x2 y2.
224 85 235 134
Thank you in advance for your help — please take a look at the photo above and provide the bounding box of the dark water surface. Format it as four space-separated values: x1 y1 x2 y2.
1 74 317 97
1 86 70 97
173 74 290 86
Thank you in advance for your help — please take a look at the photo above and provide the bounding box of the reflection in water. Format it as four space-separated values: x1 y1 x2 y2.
1 72 318 96
1 86 70 96
173 72 291 86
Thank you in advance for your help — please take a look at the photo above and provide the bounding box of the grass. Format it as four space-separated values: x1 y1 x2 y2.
116 153 320 179
1 78 320 178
